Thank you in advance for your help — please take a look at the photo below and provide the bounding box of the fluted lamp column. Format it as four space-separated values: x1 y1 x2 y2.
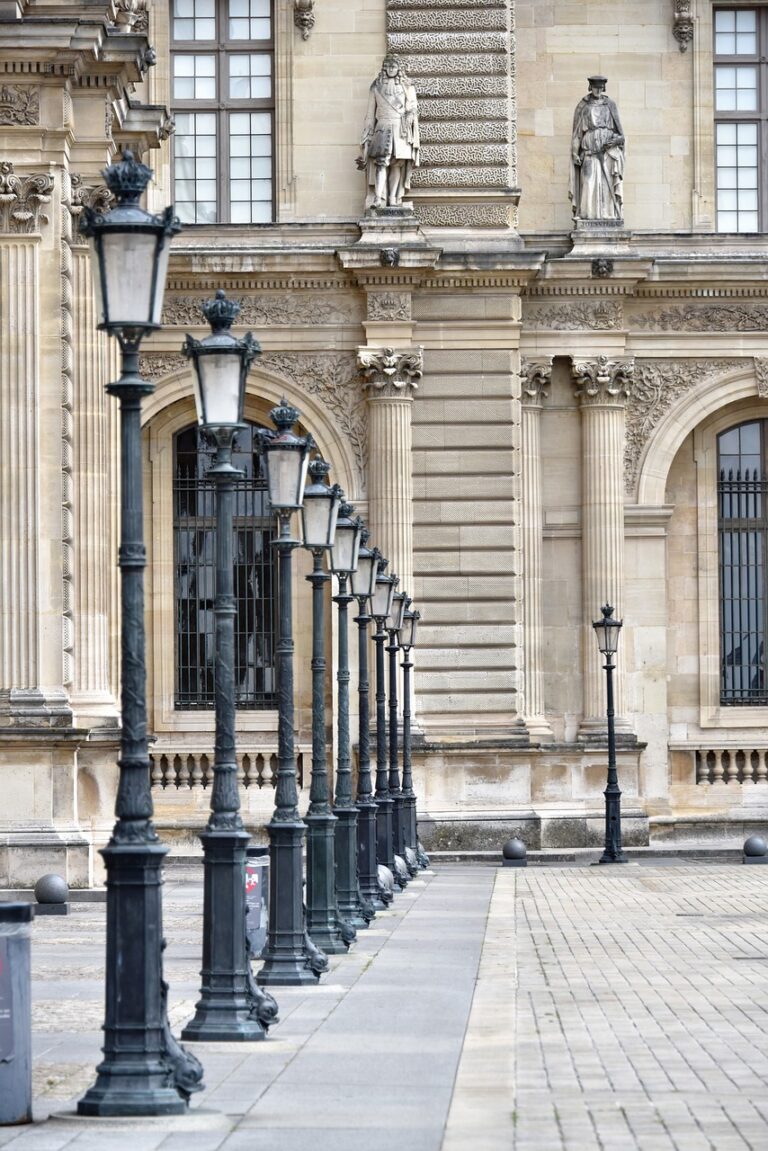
330 502 374 928
257 401 328 986
301 459 356 954
351 530 383 909
387 588 410 886
371 556 398 885
77 151 204 1116
180 290 278 1042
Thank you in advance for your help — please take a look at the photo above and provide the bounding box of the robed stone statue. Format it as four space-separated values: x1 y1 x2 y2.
569 75 625 224
357 53 420 211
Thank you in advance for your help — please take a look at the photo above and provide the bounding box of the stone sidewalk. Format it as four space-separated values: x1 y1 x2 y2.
1 861 768 1150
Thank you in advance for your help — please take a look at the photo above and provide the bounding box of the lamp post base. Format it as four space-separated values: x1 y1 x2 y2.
305 812 356 954
257 819 322 987
375 797 396 885
335 808 374 928
357 799 385 909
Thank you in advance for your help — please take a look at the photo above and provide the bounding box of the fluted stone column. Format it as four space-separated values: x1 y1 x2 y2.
357 346 423 594
572 356 634 738
520 360 553 741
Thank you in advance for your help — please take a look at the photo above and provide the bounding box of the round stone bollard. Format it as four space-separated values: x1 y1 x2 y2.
501 837 527 868
743 835 768 865
33 874 69 915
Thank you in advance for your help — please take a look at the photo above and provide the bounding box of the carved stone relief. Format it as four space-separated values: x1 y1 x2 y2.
0 85 39 126
0 162 53 233
624 359 742 494
636 303 768 331
294 0 315 39
161 293 359 327
366 292 411 322
70 175 113 219
754 356 768 399
520 359 552 405
357 346 423 397
673 0 694 52
525 300 623 330
572 355 634 404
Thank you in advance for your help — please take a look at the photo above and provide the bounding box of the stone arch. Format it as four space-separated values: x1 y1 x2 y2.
141 363 364 506
636 363 759 506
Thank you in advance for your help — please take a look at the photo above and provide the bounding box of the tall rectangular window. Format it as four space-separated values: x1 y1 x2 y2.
714 8 765 231
171 0 274 224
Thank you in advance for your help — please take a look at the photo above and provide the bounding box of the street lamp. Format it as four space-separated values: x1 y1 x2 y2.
399 606 421 871
257 400 327 985
77 151 203 1115
592 604 628 865
330 501 374 928
371 556 398 882
387 589 410 885
351 530 383 909
301 459 355 954
179 291 277 1042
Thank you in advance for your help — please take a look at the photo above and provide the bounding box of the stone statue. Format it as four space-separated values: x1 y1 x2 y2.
357 53 420 211
569 76 625 224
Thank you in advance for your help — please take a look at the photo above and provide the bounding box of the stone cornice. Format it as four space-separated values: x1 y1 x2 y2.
572 356 635 405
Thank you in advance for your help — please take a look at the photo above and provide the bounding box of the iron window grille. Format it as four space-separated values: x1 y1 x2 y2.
174 422 278 710
718 420 768 704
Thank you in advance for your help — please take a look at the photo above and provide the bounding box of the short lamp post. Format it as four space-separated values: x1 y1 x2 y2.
399 606 421 870
180 291 278 1042
371 557 398 879
77 151 203 1115
351 530 382 909
257 401 327 985
387 589 410 885
301 459 355 954
330 502 374 928
592 604 628 865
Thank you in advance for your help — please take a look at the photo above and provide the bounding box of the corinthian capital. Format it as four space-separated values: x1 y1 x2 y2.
521 358 552 406
357 345 423 397
572 355 634 404
0 161 53 234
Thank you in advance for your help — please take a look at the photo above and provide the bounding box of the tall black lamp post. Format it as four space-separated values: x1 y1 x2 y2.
77 151 203 1115
592 604 628 865
257 401 326 985
371 557 398 879
399 606 421 871
351 530 383 909
180 291 278 1042
330 502 373 928
387 589 410 885
302 459 355 954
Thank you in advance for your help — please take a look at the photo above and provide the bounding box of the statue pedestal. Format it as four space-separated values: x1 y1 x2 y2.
569 220 633 257
357 205 428 248
338 206 441 274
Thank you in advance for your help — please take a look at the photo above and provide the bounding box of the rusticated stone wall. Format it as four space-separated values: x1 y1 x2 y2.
387 0 518 229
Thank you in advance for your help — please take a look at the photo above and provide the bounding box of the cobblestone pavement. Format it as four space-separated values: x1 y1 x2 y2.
1 862 768 1150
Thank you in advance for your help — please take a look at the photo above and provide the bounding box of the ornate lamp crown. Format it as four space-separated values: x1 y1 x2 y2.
308 457 331 482
270 397 301 432
202 288 241 332
102 148 153 205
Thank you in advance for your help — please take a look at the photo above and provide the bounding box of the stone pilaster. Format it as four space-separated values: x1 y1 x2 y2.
357 345 423 596
520 359 553 740
571 355 634 739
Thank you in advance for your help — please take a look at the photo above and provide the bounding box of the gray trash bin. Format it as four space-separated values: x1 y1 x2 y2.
0 903 34 1126
245 847 269 960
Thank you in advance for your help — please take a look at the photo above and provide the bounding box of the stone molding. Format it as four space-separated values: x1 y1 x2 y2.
572 355 635 405
755 357 768 399
520 358 552 405
0 162 53 234
357 345 423 397
636 302 768 331
624 358 742 494
673 0 694 52
0 84 39 126
161 292 358 327
525 300 623 330
60 192 75 688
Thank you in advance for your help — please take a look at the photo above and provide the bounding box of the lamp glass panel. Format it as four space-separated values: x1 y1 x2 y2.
302 493 335 549
398 613 415 649
198 352 242 426
100 231 158 327
151 238 173 325
389 593 407 631
594 619 621 655
372 577 394 619
351 552 375 598
266 447 303 509
331 523 356 572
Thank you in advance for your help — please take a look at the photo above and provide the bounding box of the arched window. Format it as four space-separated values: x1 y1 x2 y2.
174 422 277 710
718 419 767 704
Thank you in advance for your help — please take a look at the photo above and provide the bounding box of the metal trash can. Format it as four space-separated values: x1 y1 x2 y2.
0 903 34 1125
245 847 269 960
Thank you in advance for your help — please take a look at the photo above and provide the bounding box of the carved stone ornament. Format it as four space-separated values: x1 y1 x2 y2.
112 0 147 30
624 359 743 493
140 352 187 380
0 85 39 127
294 0 315 39
380 247 400 267
69 174 114 218
521 359 552 405
162 293 358 328
673 0 694 52
357 346 423 397
0 162 53 234
636 303 768 332
525 300 623 330
591 258 613 278
572 355 635 404
755 357 768 399
366 292 411 322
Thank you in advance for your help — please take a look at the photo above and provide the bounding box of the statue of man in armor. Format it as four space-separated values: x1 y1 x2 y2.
569 76 625 223
357 54 420 210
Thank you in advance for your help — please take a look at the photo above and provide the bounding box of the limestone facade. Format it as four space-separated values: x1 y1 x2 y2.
4 0 768 882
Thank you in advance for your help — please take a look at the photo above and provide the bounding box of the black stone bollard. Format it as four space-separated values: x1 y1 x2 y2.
501 838 527 868
34 874 69 916
0 903 34 1125
743 835 768 864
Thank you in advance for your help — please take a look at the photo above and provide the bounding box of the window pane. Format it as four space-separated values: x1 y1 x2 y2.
229 54 271 100
228 0 271 39
173 111 218 223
